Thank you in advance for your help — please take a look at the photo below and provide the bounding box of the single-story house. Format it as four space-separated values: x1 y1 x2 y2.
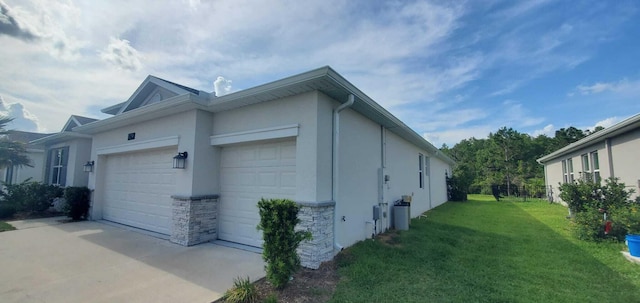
30 115 97 188
32 66 454 269
0 130 51 185
538 113 640 203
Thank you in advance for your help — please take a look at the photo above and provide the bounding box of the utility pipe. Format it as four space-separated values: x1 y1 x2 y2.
332 94 354 252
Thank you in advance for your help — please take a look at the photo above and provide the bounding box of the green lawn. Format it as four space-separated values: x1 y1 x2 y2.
0 221 15 232
330 195 640 303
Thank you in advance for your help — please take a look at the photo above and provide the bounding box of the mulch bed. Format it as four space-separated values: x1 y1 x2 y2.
216 260 339 303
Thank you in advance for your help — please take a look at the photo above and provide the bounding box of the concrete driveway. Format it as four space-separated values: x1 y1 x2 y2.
0 218 265 303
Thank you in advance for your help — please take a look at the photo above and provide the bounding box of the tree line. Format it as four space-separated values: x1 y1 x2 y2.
440 125 604 197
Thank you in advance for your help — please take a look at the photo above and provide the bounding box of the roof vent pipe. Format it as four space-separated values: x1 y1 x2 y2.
332 94 354 252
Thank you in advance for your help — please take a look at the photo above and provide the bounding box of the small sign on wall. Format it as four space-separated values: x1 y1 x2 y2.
128 132 136 140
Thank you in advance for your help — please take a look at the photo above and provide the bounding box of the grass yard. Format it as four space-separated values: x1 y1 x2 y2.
330 195 640 303
0 221 15 232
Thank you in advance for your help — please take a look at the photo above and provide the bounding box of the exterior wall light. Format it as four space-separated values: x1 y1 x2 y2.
83 161 95 172
173 151 188 169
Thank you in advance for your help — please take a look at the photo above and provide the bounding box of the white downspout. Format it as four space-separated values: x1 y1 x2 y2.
333 94 354 252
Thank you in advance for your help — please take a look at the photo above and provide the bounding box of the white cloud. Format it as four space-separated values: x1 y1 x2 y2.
5 0 85 61
591 116 621 130
577 82 615 95
409 108 489 131
0 0 38 41
532 124 554 137
0 95 41 132
501 100 544 127
576 79 640 97
213 76 232 97
100 37 143 71
423 126 493 148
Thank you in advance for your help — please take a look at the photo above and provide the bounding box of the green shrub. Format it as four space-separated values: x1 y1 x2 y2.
446 175 468 201
573 206 606 241
560 177 638 241
63 187 91 220
257 198 311 289
0 204 16 219
0 180 63 213
616 205 640 235
558 179 600 214
525 178 546 198
223 276 258 303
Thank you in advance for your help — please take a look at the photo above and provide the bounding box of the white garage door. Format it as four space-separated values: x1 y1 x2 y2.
219 140 296 247
102 147 176 235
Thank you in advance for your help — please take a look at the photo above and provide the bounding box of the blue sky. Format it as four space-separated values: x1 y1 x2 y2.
0 0 639 147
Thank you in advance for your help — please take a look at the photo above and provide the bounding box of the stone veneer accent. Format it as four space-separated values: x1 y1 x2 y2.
296 201 335 269
170 194 218 246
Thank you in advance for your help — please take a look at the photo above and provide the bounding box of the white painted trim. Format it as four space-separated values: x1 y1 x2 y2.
96 136 179 155
210 124 299 146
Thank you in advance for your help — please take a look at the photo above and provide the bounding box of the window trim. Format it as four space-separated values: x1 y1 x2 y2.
567 158 574 183
51 149 64 186
590 151 600 183
47 147 68 187
419 153 425 189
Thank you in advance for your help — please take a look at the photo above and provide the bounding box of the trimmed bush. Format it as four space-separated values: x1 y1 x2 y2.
0 204 15 219
257 198 311 289
446 175 468 201
0 180 63 213
63 187 91 220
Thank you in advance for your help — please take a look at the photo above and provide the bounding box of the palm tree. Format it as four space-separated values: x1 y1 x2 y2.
0 116 32 169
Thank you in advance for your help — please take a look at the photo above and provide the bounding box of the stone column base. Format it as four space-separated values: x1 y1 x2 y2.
296 201 335 269
170 195 218 246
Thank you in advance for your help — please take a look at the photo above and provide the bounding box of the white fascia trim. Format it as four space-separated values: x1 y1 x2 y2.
96 136 179 155
210 124 299 146
29 132 92 145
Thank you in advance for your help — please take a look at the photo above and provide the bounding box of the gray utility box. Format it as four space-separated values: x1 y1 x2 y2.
393 202 410 230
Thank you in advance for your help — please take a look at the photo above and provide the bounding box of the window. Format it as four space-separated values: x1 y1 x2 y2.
4 165 14 185
591 151 600 183
567 158 574 183
581 154 590 181
425 156 430 177
581 154 589 172
419 153 424 189
47 147 69 186
562 160 568 183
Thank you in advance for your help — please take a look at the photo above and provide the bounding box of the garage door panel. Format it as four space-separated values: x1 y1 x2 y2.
281 171 296 189
102 148 176 235
280 143 296 160
219 140 296 247
258 145 278 160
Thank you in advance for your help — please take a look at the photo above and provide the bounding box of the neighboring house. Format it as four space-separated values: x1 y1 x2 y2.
0 130 52 185
538 113 640 204
69 66 454 269
30 115 97 188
